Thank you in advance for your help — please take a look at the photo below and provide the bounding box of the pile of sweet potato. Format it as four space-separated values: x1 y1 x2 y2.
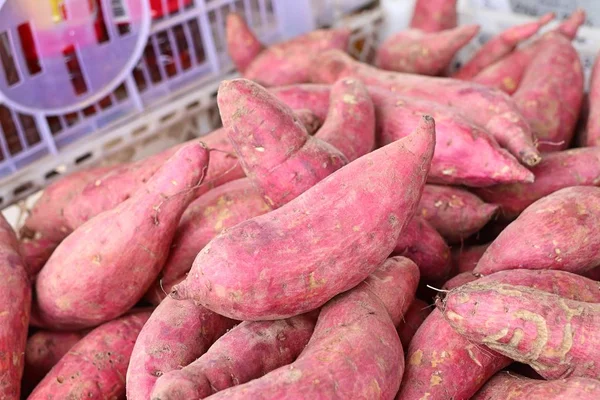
4 1 600 399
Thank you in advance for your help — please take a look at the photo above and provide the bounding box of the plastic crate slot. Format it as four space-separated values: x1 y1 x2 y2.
104 136 123 150
0 31 20 85
156 30 177 77
186 19 206 65
46 116 63 135
0 105 23 155
16 22 42 77
63 113 80 127
94 0 111 44
98 95 113 110
173 24 192 70
186 100 200 110
62 47 89 96
132 125 148 136
82 105 97 116
114 83 129 101
17 114 41 146
133 63 148 92
110 0 133 36
45 169 60 180
143 41 163 83
13 181 33 197
160 111 176 123
75 152 93 164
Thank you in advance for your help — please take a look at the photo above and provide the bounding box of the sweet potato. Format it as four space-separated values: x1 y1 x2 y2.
398 269 600 400
475 186 600 276
0 214 31 400
452 243 490 274
373 89 534 186
585 51 600 147
19 236 58 278
28 311 150 400
472 372 600 400
475 148 600 219
442 271 478 290
453 13 554 80
243 28 350 87
315 77 375 161
294 108 323 135
410 0 457 33
418 184 498 243
22 330 86 394
197 257 411 400
441 282 600 380
35 142 209 329
376 25 479 75
126 297 235 400
226 12 264 73
513 33 583 152
311 49 541 166
397 299 431 348
393 217 452 282
171 116 435 321
218 78 347 209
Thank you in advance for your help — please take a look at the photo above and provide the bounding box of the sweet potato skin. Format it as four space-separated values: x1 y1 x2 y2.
452 243 490 274
225 12 264 73
475 148 600 219
410 0 458 32
28 311 150 400
376 25 479 75
586 51 600 147
172 117 434 321
442 271 478 290
35 143 209 329
19 237 58 278
419 184 498 243
397 299 431 348
0 214 31 400
475 186 600 276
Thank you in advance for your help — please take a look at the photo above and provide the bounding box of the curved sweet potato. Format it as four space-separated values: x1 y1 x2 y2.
451 243 490 274
410 0 457 33
225 12 264 73
586 51 600 146
397 299 431 348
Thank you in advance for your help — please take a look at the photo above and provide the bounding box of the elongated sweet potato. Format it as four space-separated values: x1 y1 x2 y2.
243 28 350 87
197 257 411 400
473 372 600 400
397 299 431 348
35 142 209 329
126 297 235 400
441 282 600 380
219 78 347 209
171 116 435 321
22 330 86 394
315 78 375 161
393 217 451 282
585 51 600 147
372 89 534 186
410 0 457 33
513 33 583 152
226 13 264 73
452 243 490 274
398 269 600 400
475 148 600 219
270 84 331 120
28 311 150 400
418 184 498 243
311 49 541 166
376 25 479 75
0 214 31 400
453 13 554 80
475 186 600 276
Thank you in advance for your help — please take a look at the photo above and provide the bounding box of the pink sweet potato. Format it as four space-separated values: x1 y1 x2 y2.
442 271 478 290
372 89 534 186
311 49 541 166
225 12 264 73
472 372 600 400
475 186 600 276
35 142 209 329
294 108 323 135
441 281 600 380
22 330 86 394
243 28 351 87
376 25 479 75
513 33 583 152
393 217 452 282
314 77 375 161
410 0 458 33
453 13 555 80
171 116 435 321
28 311 150 400
19 236 58 278
126 297 236 400
398 269 600 400
418 184 498 243
0 214 31 400
218 78 347 209
397 299 431 348
475 148 600 219
585 51 600 146
199 257 410 400
452 243 490 274
270 83 332 120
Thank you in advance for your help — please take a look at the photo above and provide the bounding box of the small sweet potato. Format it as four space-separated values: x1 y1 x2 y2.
585 50 600 146
397 299 431 348
441 281 600 380
35 142 209 329
28 310 150 400
171 116 435 321
475 186 600 276
226 12 264 73
410 0 457 33
418 184 498 243
126 298 236 400
393 217 452 282
311 49 541 166
475 148 600 219
19 236 58 278
472 372 600 400
0 214 31 400
218 78 347 209
453 13 554 80
452 243 490 274
376 25 479 75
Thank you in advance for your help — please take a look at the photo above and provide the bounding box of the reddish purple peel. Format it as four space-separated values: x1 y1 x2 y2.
225 12 264 73
410 0 458 33
586 50 600 146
